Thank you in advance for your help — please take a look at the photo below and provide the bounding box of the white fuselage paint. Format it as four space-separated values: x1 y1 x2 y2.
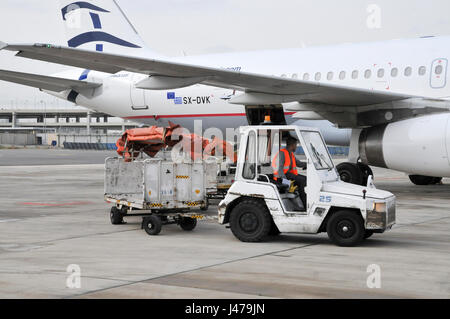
45 36 450 176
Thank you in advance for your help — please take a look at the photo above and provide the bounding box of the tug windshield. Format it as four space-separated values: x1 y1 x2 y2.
301 131 334 171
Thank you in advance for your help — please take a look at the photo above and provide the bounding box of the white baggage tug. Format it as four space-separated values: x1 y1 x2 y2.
219 125 396 246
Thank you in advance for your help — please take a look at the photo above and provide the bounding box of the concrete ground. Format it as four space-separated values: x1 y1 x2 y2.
0 149 449 299
0 148 117 166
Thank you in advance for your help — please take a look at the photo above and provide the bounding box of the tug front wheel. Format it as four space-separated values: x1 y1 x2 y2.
364 230 374 239
229 199 272 242
326 210 365 247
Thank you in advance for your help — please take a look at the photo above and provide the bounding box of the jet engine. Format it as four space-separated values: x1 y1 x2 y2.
358 113 450 184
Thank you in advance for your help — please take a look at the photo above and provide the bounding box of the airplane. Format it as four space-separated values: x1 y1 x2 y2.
1 0 450 187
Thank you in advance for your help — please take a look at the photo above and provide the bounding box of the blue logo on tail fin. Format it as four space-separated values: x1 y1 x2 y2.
62 2 142 50
89 12 102 29
68 31 142 48
61 1 110 20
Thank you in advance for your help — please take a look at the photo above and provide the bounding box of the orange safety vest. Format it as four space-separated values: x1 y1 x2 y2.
272 149 298 181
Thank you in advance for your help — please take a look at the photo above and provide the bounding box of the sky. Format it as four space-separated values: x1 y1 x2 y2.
1 0 450 109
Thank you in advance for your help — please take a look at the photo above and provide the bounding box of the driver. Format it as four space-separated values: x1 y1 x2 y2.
272 137 307 206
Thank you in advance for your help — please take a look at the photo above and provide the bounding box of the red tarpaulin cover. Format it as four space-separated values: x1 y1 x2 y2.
116 122 236 162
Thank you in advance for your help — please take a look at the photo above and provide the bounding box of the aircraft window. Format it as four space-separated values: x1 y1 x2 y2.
303 73 310 81
404 67 412 76
281 74 287 78
391 68 398 77
377 69 385 78
327 72 334 80
339 71 346 80
418 66 426 76
315 72 322 81
435 65 443 75
364 69 371 79
352 70 358 79
292 73 298 79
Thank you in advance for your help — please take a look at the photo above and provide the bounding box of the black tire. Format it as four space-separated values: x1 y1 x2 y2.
337 162 364 186
120 206 129 215
268 221 281 236
326 210 365 247
110 207 123 225
143 215 162 236
229 199 272 242
357 163 374 186
409 175 437 185
364 230 374 239
179 217 197 231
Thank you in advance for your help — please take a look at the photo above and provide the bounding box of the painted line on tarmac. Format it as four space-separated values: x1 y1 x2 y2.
66 242 320 299
0 219 20 223
18 201 95 207
394 216 450 229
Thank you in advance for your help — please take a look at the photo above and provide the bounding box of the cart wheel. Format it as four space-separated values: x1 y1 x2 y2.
179 217 197 231
143 215 162 235
110 207 124 225
326 210 365 247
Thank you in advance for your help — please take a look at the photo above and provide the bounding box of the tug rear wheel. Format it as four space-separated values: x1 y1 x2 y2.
268 220 281 236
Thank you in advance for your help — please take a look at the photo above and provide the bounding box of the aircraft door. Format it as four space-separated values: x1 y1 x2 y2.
430 58 448 89
130 74 148 110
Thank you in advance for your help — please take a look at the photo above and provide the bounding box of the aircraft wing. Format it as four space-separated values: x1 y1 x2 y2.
1 42 414 106
0 69 102 92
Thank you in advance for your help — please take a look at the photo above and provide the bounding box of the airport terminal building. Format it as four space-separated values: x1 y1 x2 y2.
0 97 137 147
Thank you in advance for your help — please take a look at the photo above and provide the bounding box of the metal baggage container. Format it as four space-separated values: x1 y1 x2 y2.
105 157 218 211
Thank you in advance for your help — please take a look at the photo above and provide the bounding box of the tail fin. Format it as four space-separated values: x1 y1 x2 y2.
58 0 160 57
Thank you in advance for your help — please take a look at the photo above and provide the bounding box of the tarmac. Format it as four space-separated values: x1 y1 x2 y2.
0 149 449 299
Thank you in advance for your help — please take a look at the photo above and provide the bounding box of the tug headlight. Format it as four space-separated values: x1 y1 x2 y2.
373 202 386 213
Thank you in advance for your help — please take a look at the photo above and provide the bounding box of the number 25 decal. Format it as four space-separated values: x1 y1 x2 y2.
320 196 332 203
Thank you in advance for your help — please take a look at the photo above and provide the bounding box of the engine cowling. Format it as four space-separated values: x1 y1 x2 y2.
359 113 450 177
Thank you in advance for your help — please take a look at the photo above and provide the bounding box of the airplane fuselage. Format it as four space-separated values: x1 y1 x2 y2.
47 36 450 149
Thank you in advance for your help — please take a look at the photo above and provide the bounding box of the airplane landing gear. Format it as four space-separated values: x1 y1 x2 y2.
409 175 443 186
337 162 373 186
338 129 374 186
